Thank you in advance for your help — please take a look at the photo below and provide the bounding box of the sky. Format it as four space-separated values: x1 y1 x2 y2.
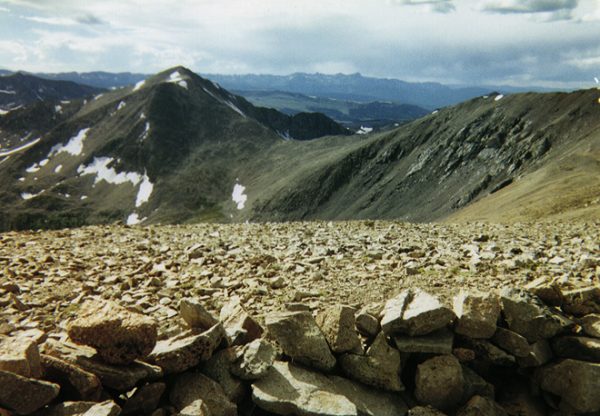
0 0 599 88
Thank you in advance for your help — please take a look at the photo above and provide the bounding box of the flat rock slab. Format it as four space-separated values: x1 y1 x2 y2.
179 298 219 331
252 361 407 416
538 358 600 413
148 323 225 374
491 327 530 358
220 297 263 345
395 328 454 354
67 299 157 365
41 354 102 401
265 311 336 372
42 339 163 392
40 400 122 416
551 336 600 362
316 305 362 354
580 313 600 338
0 369 60 414
0 334 42 378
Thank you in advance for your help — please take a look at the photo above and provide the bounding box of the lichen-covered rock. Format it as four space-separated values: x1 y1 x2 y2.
67 299 157 365
265 311 336 372
179 298 219 331
252 361 407 416
170 372 237 416
0 334 42 378
453 291 500 339
230 338 276 380
316 304 362 353
0 369 60 414
415 355 464 411
339 332 404 391
148 323 225 374
538 359 600 413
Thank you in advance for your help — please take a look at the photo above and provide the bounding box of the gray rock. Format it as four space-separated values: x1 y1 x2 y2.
0 369 60 414
252 361 407 416
67 299 157 365
538 359 600 413
500 289 571 343
148 323 226 374
561 286 600 316
39 400 122 416
179 298 219 331
200 348 247 403
524 278 563 307
265 311 336 372
122 382 166 415
517 340 553 368
456 395 508 416
0 334 42 378
382 290 455 336
580 313 600 338
465 339 516 367
415 355 464 411
339 332 404 391
395 328 454 355
170 372 237 416
316 305 362 353
355 311 380 338
408 406 447 416
551 336 600 362
41 354 102 401
230 338 276 380
461 366 494 402
42 339 162 392
491 327 530 358
453 292 500 339
220 297 263 345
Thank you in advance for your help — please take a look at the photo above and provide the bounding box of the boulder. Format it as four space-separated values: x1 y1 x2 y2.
382 290 455 336
0 369 60 414
516 340 553 368
265 311 336 372
464 339 516 367
491 327 530 358
580 313 600 338
40 400 121 416
67 299 157 365
415 355 464 411
41 354 102 401
339 332 404 391
42 339 162 392
408 406 447 416
316 305 362 353
456 395 508 416
394 328 454 354
355 310 380 338
551 336 600 362
179 400 210 416
0 334 42 378
538 359 600 413
220 298 263 345
122 382 166 415
461 366 494 402
200 348 247 403
170 372 237 416
500 289 571 343
252 361 407 416
230 338 276 380
148 323 226 374
561 286 600 316
453 292 500 339
179 298 219 331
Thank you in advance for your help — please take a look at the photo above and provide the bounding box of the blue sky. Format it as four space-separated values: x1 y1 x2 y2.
0 0 599 88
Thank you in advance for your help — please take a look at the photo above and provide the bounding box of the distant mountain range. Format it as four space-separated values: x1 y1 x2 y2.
1 66 598 231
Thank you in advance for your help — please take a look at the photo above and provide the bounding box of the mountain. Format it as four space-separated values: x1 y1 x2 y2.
36 71 148 89
237 90 429 130
0 67 350 230
1 67 598 231
204 72 527 110
0 72 104 111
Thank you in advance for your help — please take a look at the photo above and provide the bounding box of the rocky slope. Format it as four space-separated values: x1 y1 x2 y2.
0 221 598 415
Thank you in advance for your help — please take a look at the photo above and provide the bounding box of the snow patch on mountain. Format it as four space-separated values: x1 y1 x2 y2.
135 173 153 207
357 126 373 135
117 101 126 111
49 128 91 157
77 157 142 186
167 71 188 89
494 94 504 101
133 80 146 92
232 183 247 210
225 100 245 117
21 190 44 200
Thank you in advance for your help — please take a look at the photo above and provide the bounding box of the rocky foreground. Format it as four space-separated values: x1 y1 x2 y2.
0 221 599 415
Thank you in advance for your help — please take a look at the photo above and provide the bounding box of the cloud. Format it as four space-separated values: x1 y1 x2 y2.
22 15 78 25
76 14 104 25
391 0 456 13
0 6 10 12
482 0 578 14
